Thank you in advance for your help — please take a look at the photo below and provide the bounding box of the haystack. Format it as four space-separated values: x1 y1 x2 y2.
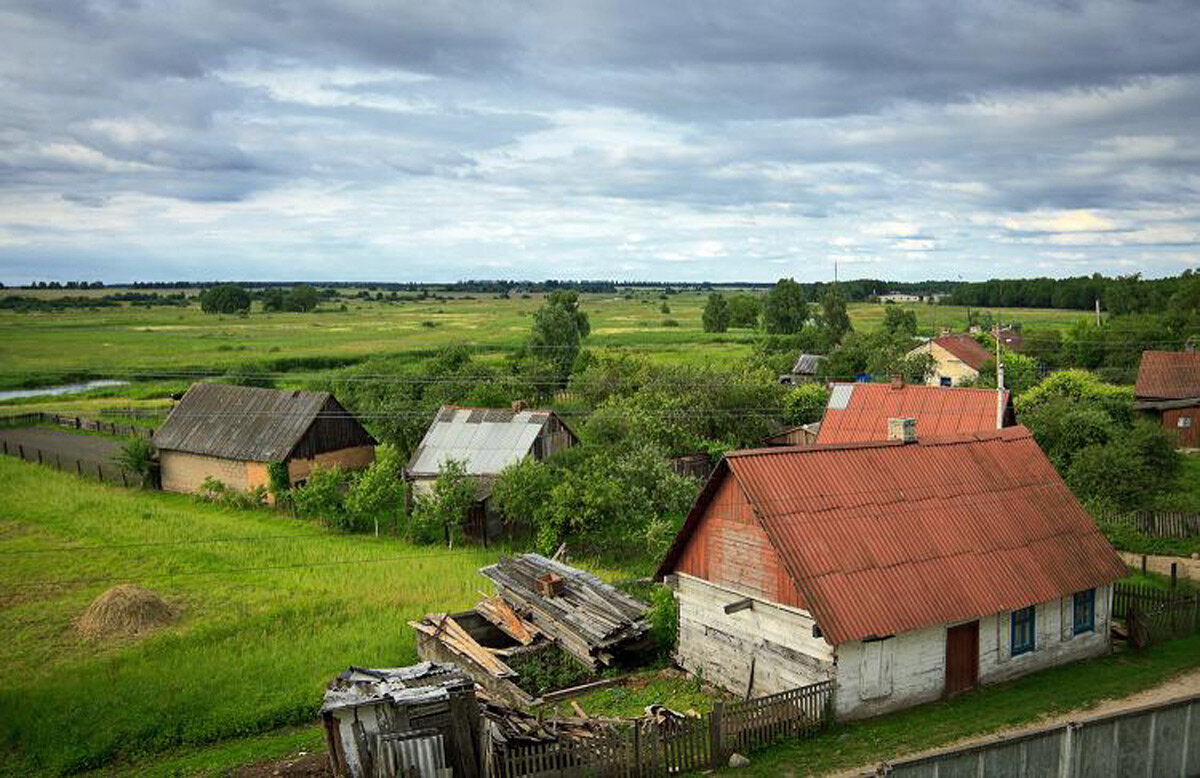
78 585 176 641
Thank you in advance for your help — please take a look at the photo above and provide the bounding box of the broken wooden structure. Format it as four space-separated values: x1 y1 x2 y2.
480 554 651 669
320 663 481 778
413 554 651 708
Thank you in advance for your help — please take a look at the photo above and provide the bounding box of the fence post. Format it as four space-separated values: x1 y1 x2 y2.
76 460 82 475
1141 555 1147 575
37 449 42 465
1171 564 1178 590
75 416 81 430
97 464 103 481
632 723 641 777
18 444 24 460
710 701 724 769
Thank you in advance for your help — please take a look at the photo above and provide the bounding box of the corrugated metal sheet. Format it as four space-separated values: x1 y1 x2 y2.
153 383 375 462
1135 350 1200 400
406 406 568 477
792 353 826 375
376 730 448 777
817 383 1012 444
658 427 1127 645
931 335 994 371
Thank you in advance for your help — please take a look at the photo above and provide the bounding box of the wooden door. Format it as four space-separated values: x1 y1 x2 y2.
945 621 979 697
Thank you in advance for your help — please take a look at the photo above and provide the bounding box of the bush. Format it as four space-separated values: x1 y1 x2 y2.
783 384 830 426
344 444 406 535
410 459 476 545
292 466 351 527
1067 443 1150 511
647 585 679 656
491 458 556 535
115 437 156 488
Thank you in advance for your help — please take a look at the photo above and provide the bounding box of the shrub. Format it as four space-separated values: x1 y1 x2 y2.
647 585 679 657
782 384 830 426
292 466 351 527
410 459 476 546
114 437 156 488
345 444 406 535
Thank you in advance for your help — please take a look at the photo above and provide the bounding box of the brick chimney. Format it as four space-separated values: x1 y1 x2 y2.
888 417 917 443
511 400 527 412
890 374 905 390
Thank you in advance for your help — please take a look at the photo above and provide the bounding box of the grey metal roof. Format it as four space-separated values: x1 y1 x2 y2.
153 382 369 461
406 406 557 477
321 663 470 713
792 353 826 375
827 383 855 410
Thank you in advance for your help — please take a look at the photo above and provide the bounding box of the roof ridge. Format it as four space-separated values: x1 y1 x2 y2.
728 426 1029 458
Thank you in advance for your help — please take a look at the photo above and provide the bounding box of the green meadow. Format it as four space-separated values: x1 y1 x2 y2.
0 291 1092 392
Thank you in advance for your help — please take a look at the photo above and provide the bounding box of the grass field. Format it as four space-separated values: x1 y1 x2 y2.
0 455 524 776
0 292 1092 392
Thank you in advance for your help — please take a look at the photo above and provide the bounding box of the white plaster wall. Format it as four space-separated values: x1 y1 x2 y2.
675 574 835 696
908 342 981 386
834 585 1112 720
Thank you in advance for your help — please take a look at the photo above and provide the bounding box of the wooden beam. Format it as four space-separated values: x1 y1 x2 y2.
724 597 754 615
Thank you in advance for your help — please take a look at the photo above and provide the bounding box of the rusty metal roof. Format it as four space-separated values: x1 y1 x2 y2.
658 427 1126 645
931 334 994 371
1135 350 1200 400
816 382 1012 444
153 382 374 461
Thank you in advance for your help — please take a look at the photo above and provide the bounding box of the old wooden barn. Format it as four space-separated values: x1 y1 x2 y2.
1134 349 1200 449
657 424 1127 719
153 383 376 495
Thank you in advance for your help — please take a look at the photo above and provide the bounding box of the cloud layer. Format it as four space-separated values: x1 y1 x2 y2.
1 1 1199 282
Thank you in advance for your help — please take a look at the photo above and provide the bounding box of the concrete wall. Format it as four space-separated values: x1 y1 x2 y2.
674 574 834 697
834 585 1112 719
287 444 375 484
878 694 1200 778
160 450 253 493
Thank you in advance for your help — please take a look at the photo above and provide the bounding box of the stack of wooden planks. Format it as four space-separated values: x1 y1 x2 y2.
479 554 650 668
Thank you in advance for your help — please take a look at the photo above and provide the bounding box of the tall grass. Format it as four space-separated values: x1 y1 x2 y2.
0 457 498 775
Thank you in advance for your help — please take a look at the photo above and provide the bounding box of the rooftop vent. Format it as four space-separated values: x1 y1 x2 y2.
888 417 917 444
890 375 905 390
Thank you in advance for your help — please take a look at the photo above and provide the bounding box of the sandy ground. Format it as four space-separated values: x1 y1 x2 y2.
832 666 1200 777
1122 551 1200 583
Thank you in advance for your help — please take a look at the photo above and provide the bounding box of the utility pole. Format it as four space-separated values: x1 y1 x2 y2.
995 308 1005 429
1095 298 1101 327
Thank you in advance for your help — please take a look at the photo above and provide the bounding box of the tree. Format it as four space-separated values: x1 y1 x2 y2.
527 290 590 385
292 465 351 526
491 457 556 533
199 284 251 314
411 459 477 546
783 384 830 426
261 288 286 312
702 292 730 333
763 278 808 334
727 294 762 329
659 301 671 314
114 437 156 488
882 306 918 337
345 444 406 535
284 284 320 312
968 353 1041 397
818 284 852 343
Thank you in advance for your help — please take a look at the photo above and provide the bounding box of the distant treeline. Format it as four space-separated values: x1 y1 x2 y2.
944 273 1197 313
0 293 189 311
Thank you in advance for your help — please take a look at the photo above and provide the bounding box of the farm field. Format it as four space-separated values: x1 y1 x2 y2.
0 291 1093 393
0 455 549 776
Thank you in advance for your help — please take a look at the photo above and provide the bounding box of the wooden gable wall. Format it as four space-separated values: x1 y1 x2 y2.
674 471 806 610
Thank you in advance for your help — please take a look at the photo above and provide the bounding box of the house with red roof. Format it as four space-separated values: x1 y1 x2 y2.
656 425 1126 719
1134 349 1200 449
907 334 994 387
816 380 1014 445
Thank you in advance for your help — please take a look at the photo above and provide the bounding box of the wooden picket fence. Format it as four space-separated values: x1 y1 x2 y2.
1112 582 1200 648
1100 510 1200 538
492 680 835 777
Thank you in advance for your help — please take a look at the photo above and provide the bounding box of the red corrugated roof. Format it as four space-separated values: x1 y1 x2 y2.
932 335 994 371
816 383 1012 445
658 427 1126 645
1135 350 1200 400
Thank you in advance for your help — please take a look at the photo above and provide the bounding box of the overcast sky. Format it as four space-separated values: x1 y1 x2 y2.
2 1 1199 284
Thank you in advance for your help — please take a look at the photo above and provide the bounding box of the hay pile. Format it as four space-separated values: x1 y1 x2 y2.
78 585 176 641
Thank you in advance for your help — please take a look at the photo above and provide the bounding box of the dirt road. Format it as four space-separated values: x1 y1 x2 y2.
0 426 125 480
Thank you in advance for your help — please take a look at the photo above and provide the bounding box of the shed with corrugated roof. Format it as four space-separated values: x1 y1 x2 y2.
154 383 376 496
656 424 1125 720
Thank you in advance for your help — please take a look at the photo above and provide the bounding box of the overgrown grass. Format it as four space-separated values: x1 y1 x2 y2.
0 456 505 776
730 634 1200 776
547 671 720 719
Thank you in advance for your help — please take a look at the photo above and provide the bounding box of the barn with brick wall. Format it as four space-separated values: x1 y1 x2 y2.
1134 349 1200 450
656 425 1126 720
153 383 376 495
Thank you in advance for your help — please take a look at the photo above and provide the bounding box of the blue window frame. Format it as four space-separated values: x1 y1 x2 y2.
1073 589 1096 635
1011 606 1035 656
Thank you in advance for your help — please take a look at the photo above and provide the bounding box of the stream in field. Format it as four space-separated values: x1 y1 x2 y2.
0 380 129 401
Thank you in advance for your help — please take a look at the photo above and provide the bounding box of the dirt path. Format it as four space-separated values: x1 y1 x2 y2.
1121 551 1200 583
831 666 1200 777
0 426 124 479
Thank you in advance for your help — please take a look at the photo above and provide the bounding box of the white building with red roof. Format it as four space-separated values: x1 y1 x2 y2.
908 334 995 387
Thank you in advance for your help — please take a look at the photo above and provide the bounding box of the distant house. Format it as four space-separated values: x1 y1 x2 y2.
761 422 820 448
816 380 1013 445
907 334 994 386
779 353 825 385
154 383 376 495
657 425 1126 720
878 293 922 304
1134 349 1200 449
405 406 577 538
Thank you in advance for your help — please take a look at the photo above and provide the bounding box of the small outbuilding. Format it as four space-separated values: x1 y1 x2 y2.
657 425 1126 720
154 383 376 495
816 380 1013 445
779 353 826 385
405 406 577 539
907 334 994 387
1134 349 1200 450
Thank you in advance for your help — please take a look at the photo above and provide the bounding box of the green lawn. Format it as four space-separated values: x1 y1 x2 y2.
0 456 506 776
730 634 1200 776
